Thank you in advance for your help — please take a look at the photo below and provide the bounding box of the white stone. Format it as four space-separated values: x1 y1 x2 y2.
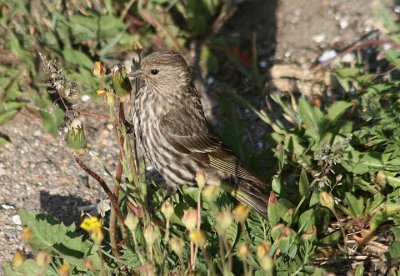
318 50 337 63
81 94 91 102
312 33 326 44
12 215 21 225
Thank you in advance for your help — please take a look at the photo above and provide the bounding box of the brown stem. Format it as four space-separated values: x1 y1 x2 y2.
321 38 400 67
110 102 126 257
77 110 109 119
74 157 126 232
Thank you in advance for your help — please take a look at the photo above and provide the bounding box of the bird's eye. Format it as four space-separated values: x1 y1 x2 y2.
150 69 159 75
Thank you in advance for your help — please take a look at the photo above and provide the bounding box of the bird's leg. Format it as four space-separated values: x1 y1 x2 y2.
151 191 174 215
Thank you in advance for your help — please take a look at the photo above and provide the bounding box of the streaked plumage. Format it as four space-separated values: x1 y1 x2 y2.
131 50 268 218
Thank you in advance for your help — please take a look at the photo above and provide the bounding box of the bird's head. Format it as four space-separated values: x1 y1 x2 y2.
129 50 192 92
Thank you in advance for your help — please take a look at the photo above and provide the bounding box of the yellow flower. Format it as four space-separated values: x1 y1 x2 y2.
233 204 250 223
12 250 25 268
132 41 143 53
58 263 70 276
189 230 206 248
91 228 104 244
93 61 106 78
22 227 33 242
80 217 102 233
96 89 106 96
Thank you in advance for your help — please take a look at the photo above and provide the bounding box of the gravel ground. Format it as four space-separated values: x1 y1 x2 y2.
0 0 378 273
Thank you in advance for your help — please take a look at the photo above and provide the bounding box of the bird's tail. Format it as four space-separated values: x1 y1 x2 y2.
221 179 268 219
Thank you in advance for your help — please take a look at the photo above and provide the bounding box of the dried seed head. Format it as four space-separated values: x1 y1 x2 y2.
320 191 335 211
169 236 185 257
36 251 51 268
215 209 233 235
182 208 198 231
161 200 174 220
125 211 140 232
144 225 159 247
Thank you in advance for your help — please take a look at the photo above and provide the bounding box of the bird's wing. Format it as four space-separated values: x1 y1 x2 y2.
159 108 264 186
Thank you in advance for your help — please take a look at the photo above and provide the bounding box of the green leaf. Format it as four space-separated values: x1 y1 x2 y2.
2 101 28 111
345 193 365 218
0 134 11 146
299 169 310 198
63 48 93 70
298 209 315 232
39 108 65 137
334 67 361 79
299 98 323 139
354 263 365 276
326 101 353 124
0 109 18 125
267 200 280 226
318 230 341 246
18 210 103 271
3 259 50 276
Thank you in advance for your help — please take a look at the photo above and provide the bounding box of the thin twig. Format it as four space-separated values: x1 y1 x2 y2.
74 156 126 232
321 39 400 67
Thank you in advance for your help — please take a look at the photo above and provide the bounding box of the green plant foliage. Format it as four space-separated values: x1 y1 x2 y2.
4 1 400 275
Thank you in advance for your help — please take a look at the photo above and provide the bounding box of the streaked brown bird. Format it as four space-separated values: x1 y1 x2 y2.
129 50 268 218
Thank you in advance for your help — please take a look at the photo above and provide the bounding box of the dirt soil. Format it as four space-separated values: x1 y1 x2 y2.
0 0 381 274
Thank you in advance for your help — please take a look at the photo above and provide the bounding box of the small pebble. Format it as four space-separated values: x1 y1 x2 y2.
383 44 392 50
81 95 91 102
312 33 326 44
146 165 155 172
339 18 349 29
318 50 337 63
1 204 15 210
12 215 21 225
341 53 354 63
259 60 268 68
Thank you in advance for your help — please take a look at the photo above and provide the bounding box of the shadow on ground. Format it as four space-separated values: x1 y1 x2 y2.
39 191 93 225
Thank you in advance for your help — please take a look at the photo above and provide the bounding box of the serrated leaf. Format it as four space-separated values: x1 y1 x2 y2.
18 210 103 271
3 259 51 276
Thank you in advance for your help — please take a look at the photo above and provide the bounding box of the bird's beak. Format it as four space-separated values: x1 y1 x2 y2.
128 69 143 78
